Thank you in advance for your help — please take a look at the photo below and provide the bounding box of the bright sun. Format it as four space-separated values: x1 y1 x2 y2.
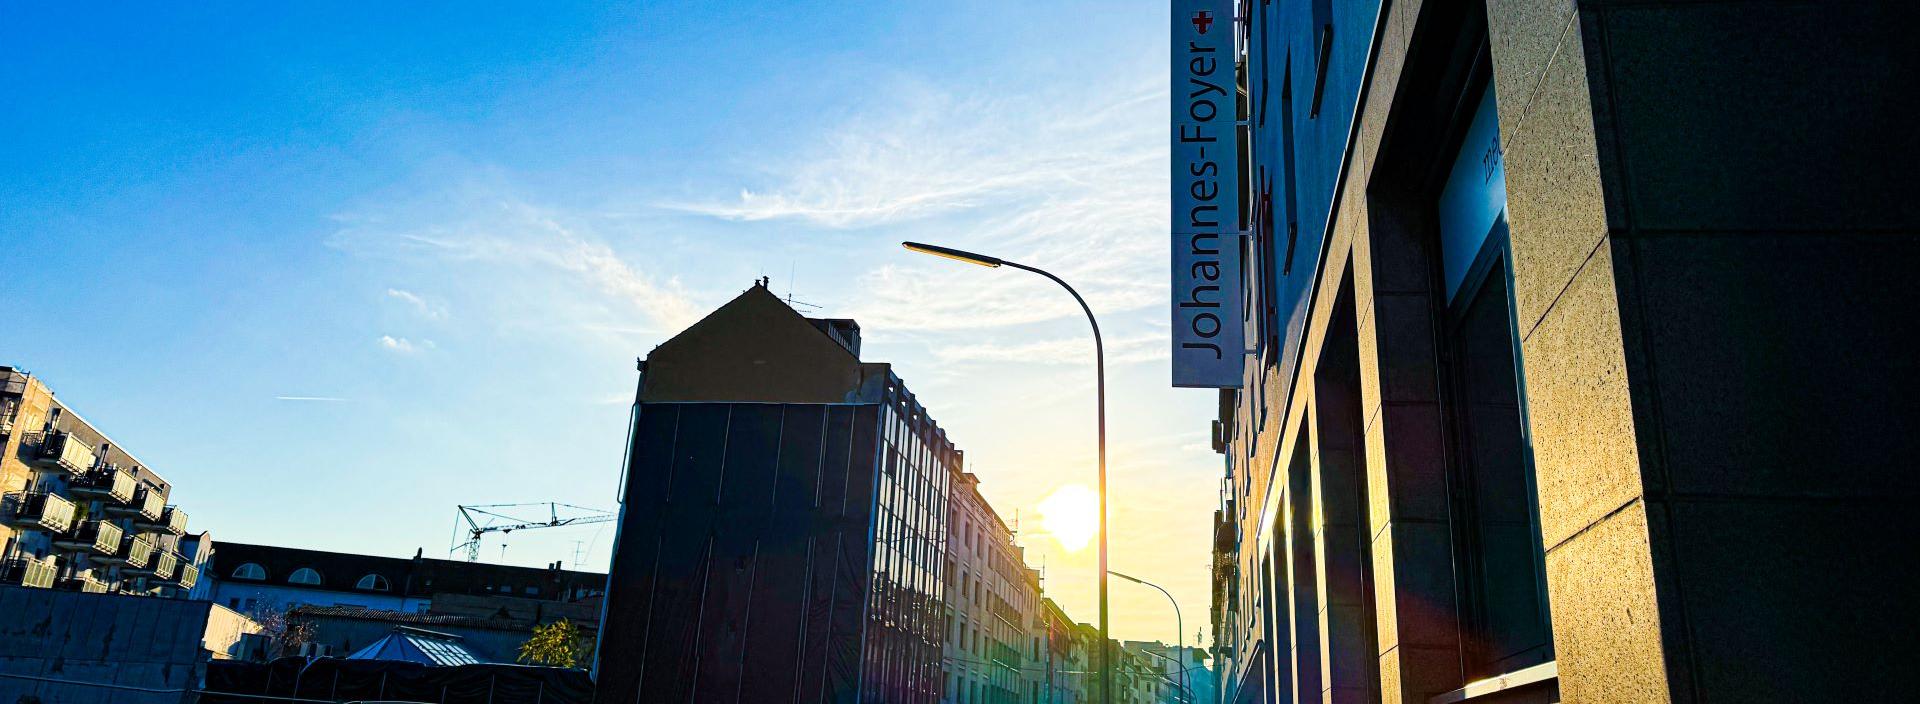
1038 484 1099 552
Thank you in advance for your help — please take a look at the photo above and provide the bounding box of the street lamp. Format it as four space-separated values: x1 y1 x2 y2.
1109 570 1187 704
901 240 1111 704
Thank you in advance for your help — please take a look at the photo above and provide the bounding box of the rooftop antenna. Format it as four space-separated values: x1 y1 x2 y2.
782 287 821 312
768 261 819 311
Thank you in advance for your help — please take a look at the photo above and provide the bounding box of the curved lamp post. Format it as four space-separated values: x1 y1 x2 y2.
1109 569 1187 703
901 241 1110 704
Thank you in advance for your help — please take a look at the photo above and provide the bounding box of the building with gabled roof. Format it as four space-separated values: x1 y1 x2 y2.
595 280 960 704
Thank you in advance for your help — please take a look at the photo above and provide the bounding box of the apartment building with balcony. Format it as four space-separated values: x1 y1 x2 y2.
1113 643 1173 704
1123 640 1212 704
1 366 201 597
1037 597 1082 703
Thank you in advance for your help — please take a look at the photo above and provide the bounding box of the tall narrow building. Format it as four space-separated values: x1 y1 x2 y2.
594 281 955 704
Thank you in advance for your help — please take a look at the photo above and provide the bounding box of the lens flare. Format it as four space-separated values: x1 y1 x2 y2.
1039 484 1099 552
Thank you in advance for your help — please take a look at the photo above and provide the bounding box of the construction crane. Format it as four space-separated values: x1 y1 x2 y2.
450 502 616 562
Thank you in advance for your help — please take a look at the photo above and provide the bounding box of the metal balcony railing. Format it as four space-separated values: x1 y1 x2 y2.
69 465 138 504
0 400 16 436
107 486 165 522
108 534 156 569
53 520 124 556
148 506 189 536
130 551 179 580
168 562 199 590
2 491 77 533
57 574 111 594
0 556 59 589
29 432 96 475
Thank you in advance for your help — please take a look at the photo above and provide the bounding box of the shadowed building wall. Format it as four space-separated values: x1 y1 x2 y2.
594 282 955 704
0 586 261 704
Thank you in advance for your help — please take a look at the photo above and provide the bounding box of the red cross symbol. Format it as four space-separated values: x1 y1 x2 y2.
1192 11 1214 34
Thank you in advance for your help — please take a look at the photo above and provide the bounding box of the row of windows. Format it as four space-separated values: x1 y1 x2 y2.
860 405 956 704
948 520 1039 629
230 562 390 591
1223 4 1556 683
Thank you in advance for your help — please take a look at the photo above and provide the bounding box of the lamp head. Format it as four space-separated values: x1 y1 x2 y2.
902 241 1003 268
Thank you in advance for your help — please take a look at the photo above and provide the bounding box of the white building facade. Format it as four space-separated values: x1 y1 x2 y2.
943 471 1045 704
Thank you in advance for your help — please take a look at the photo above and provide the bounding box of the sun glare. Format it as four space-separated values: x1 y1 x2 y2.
1038 484 1099 552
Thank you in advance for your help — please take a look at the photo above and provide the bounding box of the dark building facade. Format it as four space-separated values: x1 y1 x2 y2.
595 282 956 704
1199 1 1920 704
0 585 260 703
207 541 605 616
208 541 606 662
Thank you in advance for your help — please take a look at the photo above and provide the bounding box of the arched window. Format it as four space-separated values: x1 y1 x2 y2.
355 573 390 591
288 567 322 585
232 563 267 580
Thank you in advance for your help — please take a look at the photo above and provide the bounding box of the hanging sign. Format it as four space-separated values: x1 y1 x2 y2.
1172 0 1243 389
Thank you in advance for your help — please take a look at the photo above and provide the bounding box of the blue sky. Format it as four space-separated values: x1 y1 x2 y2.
1 0 1218 643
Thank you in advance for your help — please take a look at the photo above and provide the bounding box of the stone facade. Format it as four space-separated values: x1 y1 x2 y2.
1207 2 1920 703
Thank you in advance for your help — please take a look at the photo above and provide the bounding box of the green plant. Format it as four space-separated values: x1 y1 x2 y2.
517 618 592 668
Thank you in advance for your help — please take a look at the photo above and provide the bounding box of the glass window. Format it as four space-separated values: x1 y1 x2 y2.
288 567 322 585
355 573 390 591
1437 86 1510 302
232 563 267 580
1437 82 1552 679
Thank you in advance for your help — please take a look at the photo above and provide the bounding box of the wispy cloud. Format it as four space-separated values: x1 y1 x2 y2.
274 396 349 402
671 82 1163 229
933 333 1167 366
671 76 1170 334
386 288 447 320
331 193 704 336
377 335 431 353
